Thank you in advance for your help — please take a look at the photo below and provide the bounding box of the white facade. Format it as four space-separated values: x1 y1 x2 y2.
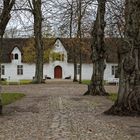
104 63 119 83
1 39 118 82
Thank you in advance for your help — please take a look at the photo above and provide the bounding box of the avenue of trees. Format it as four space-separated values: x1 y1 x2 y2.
0 0 140 116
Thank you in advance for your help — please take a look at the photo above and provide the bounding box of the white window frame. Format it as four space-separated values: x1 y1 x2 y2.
112 65 118 76
0 65 5 75
17 65 23 75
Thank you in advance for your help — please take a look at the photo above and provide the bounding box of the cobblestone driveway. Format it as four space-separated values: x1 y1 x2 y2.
0 82 140 140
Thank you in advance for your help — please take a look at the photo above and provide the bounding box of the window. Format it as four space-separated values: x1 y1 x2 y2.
112 65 118 76
17 65 23 75
15 53 18 60
52 53 64 61
0 65 5 75
77 64 80 75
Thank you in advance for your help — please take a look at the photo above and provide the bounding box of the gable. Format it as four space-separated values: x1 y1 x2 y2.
11 47 21 54
49 39 67 62
52 39 67 54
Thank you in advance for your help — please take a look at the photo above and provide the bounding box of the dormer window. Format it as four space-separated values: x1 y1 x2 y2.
15 53 18 60
51 52 65 61
10 47 21 61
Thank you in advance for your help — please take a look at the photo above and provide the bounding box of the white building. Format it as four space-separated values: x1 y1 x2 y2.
0 38 119 83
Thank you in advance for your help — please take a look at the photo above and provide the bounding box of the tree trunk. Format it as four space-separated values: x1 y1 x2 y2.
105 0 140 116
78 0 82 84
0 0 15 114
73 49 78 82
69 1 78 82
84 0 108 96
0 37 3 81
32 0 44 83
0 37 3 114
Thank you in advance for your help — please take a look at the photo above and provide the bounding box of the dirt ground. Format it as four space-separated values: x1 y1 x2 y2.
0 81 140 140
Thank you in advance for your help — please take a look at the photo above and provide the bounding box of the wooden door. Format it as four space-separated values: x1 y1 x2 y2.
54 66 62 79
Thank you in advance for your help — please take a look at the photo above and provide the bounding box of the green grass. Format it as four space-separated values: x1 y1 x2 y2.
20 80 32 84
1 80 32 85
1 93 25 105
82 80 107 85
108 93 117 101
0 81 7 85
82 80 91 85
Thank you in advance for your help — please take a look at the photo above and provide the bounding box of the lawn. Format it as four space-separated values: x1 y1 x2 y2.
82 80 107 85
82 80 91 85
1 80 32 85
20 80 32 84
108 93 117 101
1 93 25 105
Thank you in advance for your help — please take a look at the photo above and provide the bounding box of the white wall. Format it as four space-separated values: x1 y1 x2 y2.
43 61 73 79
1 63 35 80
2 62 92 80
43 62 93 80
104 63 118 82
2 61 118 81
80 64 93 80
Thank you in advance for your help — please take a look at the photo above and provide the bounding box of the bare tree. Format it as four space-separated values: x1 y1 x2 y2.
53 0 94 82
31 0 43 83
105 0 125 38
0 0 16 114
76 0 94 83
84 0 108 96
14 0 44 83
105 0 140 116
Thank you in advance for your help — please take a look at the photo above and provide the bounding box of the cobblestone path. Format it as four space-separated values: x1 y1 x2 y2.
0 82 140 140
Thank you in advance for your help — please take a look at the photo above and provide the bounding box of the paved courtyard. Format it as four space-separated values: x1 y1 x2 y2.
0 82 140 140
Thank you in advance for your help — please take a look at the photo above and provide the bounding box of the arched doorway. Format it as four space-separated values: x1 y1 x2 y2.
54 66 62 79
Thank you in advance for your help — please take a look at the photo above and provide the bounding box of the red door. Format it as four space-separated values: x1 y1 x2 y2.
54 66 62 79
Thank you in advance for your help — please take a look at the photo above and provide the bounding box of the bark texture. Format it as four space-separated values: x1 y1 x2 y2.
0 0 15 114
73 52 78 82
32 0 44 83
77 0 82 84
84 0 108 96
105 0 140 116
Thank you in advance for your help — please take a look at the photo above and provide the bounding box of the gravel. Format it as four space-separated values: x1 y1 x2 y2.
0 82 139 140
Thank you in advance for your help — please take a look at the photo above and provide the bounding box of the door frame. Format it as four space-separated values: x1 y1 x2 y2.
54 65 62 79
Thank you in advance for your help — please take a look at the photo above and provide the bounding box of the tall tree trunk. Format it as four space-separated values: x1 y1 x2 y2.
69 1 73 39
69 0 78 82
84 0 108 96
32 0 44 83
105 0 140 116
77 0 82 84
0 37 3 81
73 50 78 82
0 0 15 114
0 37 3 114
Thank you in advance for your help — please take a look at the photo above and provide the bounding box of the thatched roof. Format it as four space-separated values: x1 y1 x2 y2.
105 38 121 63
0 38 120 63
0 38 28 63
